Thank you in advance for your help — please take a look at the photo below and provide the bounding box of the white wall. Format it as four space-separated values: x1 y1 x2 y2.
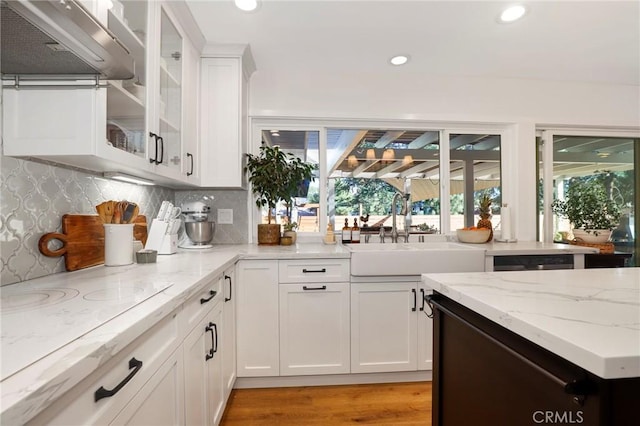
250 71 639 127
248 71 639 241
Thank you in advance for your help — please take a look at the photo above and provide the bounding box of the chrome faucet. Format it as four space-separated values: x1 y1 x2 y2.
391 192 410 243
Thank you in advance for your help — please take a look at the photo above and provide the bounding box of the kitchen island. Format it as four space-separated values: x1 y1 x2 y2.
422 268 640 426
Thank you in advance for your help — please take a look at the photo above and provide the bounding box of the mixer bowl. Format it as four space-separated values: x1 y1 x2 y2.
184 221 215 245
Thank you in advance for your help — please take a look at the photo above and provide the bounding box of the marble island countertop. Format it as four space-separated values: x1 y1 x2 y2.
422 268 640 380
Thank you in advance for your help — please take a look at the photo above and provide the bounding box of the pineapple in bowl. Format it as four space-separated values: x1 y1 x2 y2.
456 194 494 243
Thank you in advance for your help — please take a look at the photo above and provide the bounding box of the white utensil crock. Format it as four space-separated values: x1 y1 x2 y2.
104 224 134 266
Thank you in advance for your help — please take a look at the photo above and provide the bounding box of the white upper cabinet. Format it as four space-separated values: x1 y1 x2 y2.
2 0 201 187
199 45 256 188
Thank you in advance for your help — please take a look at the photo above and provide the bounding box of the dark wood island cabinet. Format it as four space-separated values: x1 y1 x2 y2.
428 293 639 426
423 268 640 426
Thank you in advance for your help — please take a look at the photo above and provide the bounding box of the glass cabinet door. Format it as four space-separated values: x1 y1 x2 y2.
156 7 182 173
106 0 148 159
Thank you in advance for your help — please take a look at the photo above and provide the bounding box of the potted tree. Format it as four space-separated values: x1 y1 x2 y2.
552 176 621 244
245 144 315 245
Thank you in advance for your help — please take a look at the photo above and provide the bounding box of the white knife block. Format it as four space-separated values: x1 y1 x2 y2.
158 234 177 255
145 218 177 255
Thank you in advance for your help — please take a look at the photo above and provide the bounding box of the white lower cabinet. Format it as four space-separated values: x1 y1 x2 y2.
183 290 225 425
279 282 350 375
27 311 181 426
417 283 434 371
351 281 432 373
236 260 280 377
110 348 184 425
221 267 237 401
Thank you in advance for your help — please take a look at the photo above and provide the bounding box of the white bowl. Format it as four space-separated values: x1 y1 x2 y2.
456 228 491 244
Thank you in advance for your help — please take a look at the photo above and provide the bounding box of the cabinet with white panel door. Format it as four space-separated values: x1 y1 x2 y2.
236 260 279 377
26 311 181 426
351 280 432 373
110 348 184 425
221 266 237 402
199 45 255 188
279 282 350 376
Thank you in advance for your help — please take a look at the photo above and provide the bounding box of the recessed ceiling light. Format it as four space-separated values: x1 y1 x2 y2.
235 0 259 12
499 5 527 23
271 132 280 137
389 55 410 66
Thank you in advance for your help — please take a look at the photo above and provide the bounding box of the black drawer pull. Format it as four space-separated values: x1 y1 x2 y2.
302 268 327 273
303 285 327 291
200 290 216 304
94 357 143 402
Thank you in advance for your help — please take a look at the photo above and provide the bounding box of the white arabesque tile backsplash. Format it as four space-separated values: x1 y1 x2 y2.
0 156 174 285
1 156 250 286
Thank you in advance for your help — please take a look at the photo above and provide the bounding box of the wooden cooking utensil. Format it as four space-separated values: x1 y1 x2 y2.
95 202 108 223
123 202 137 223
104 201 115 224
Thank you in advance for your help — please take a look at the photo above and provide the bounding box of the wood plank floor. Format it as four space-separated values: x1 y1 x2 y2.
220 382 432 425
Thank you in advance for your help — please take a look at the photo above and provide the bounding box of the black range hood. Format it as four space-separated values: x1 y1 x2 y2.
1 0 134 80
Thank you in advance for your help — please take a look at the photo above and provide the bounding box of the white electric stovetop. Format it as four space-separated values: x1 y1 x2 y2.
1 277 173 380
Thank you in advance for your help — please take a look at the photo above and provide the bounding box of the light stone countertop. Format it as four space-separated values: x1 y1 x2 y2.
481 241 599 256
0 242 349 425
422 268 640 380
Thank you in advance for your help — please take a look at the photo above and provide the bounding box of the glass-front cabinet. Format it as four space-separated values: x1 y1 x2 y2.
153 7 183 175
106 0 148 160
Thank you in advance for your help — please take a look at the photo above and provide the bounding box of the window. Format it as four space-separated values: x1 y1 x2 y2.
539 131 638 266
328 129 441 233
259 129 320 231
252 119 505 239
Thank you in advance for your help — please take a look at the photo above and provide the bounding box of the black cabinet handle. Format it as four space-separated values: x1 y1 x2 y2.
205 323 215 361
94 357 143 402
157 136 164 165
187 153 194 176
149 132 158 164
200 290 216 304
303 285 327 291
419 288 425 311
224 275 232 302
411 288 417 312
302 268 326 273
211 322 218 354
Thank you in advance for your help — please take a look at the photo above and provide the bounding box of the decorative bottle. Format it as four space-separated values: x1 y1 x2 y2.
351 218 361 244
342 218 351 244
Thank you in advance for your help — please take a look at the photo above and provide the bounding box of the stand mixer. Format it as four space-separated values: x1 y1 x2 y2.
178 201 216 249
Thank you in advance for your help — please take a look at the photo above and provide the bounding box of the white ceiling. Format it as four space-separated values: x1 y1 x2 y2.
185 0 640 86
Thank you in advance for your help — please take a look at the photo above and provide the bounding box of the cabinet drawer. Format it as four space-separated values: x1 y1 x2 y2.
28 312 180 426
278 259 350 283
181 275 222 332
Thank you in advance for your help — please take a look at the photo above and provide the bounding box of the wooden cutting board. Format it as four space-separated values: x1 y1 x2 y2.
39 214 148 271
